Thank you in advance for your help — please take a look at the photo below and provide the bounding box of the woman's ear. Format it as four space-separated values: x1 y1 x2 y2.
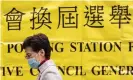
39 49 45 57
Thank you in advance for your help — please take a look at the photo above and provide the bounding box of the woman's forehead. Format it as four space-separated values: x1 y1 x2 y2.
25 47 34 53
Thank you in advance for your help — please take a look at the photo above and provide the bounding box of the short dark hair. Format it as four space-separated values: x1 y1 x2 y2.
22 33 51 59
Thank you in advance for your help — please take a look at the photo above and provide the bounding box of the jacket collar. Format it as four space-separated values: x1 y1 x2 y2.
38 59 55 74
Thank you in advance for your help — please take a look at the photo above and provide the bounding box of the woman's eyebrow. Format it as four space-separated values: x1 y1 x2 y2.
26 53 31 56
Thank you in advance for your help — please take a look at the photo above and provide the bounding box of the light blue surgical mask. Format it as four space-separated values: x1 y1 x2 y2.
28 58 40 69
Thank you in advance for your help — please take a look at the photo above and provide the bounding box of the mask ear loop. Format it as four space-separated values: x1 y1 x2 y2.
33 50 40 63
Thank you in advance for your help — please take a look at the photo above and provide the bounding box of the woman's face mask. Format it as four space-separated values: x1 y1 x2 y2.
25 47 41 69
28 57 40 69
